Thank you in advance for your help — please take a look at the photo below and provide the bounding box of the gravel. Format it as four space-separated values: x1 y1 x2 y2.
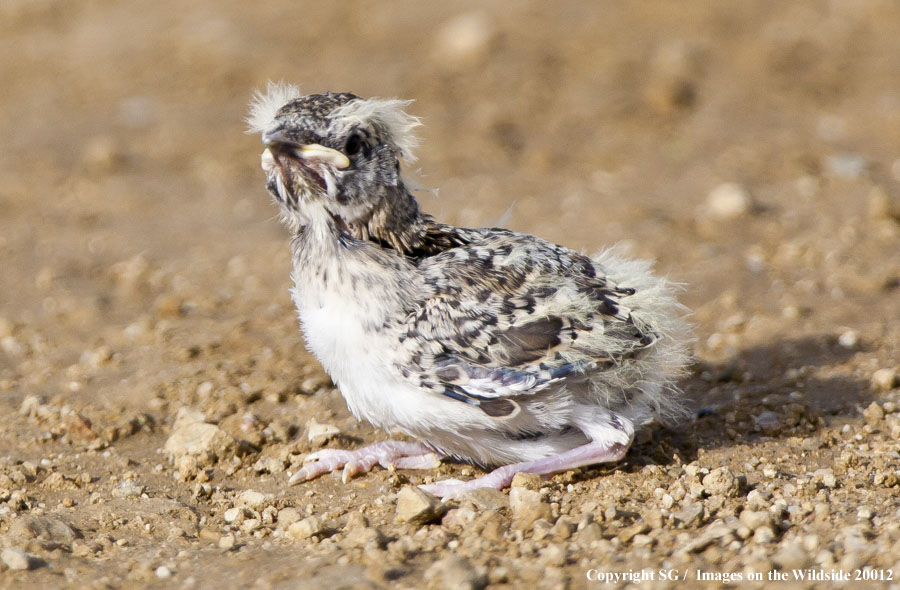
2 2 900 588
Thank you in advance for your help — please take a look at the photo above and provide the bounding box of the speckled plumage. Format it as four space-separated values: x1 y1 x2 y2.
249 83 692 498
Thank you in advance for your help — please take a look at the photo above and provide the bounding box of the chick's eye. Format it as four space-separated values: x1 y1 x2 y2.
344 132 364 156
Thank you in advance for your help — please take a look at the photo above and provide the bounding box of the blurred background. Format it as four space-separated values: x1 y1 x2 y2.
1 1 900 585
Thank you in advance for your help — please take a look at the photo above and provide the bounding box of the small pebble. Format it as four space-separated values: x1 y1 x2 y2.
277 507 302 527
287 516 323 540
218 534 236 550
510 472 542 490
872 368 898 392
863 401 885 424
825 153 868 179
306 418 341 446
755 412 782 433
837 329 859 349
164 420 235 462
672 504 704 527
423 555 486 590
236 489 272 510
701 467 741 497
753 526 776 544
223 508 245 524
155 565 173 579
461 488 508 510
740 510 776 531
538 543 567 567
396 486 446 526
705 182 751 219
1 547 34 571
340 525 385 550
576 523 604 547
433 11 496 65
509 487 551 528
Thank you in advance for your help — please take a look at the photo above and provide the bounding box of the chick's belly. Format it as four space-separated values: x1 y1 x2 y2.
338 369 491 435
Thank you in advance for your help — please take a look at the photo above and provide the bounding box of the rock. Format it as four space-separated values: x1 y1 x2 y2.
287 516 323 540
633 534 655 548
223 507 246 524
171 407 207 430
531 519 553 541
645 509 664 529
753 526 776 544
424 555 486 590
509 487 551 528
825 153 868 179
306 418 340 446
343 511 368 530
773 542 809 569
705 183 751 220
837 329 859 349
164 421 235 463
510 472 542 490
863 402 885 424
176 455 199 481
740 510 776 531
9 515 78 551
155 565 173 579
340 526 385 550
672 504 704 527
754 411 782 433
299 373 333 394
702 467 741 497
240 518 260 533
551 516 576 540
682 522 733 553
643 41 699 114
112 480 144 498
576 522 604 547
433 12 496 65
442 507 477 529
252 455 285 474
396 486 447 526
474 512 504 542
277 507 302 527
813 468 837 489
218 534 235 550
538 543 567 567
236 490 272 510
872 368 898 392
461 488 509 511
618 522 651 543
1 547 37 571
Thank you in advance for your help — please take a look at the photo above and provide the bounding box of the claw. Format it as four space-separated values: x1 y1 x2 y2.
341 461 360 484
288 467 309 485
419 478 470 499
286 441 444 486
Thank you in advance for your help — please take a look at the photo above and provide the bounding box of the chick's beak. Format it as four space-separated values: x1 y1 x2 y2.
262 128 350 170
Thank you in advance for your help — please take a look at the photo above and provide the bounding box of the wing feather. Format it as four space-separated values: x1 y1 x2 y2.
395 230 658 417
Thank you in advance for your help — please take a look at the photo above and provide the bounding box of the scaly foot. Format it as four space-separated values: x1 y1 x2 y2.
289 440 443 484
420 441 629 500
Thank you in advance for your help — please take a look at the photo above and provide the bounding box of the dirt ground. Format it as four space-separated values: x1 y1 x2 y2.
2 1 900 588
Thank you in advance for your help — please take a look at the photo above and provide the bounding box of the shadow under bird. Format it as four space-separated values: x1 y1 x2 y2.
247 82 692 499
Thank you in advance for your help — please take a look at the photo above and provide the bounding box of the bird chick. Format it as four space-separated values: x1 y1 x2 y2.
248 82 692 499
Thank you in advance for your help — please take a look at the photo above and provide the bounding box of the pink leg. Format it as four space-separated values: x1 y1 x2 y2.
419 441 629 500
289 440 443 484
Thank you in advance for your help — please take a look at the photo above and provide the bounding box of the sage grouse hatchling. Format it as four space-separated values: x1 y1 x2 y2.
247 83 692 499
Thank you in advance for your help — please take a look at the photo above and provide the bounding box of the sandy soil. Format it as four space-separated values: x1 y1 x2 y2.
2 1 900 588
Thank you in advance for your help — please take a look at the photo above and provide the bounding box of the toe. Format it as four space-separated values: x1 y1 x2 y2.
288 467 310 485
